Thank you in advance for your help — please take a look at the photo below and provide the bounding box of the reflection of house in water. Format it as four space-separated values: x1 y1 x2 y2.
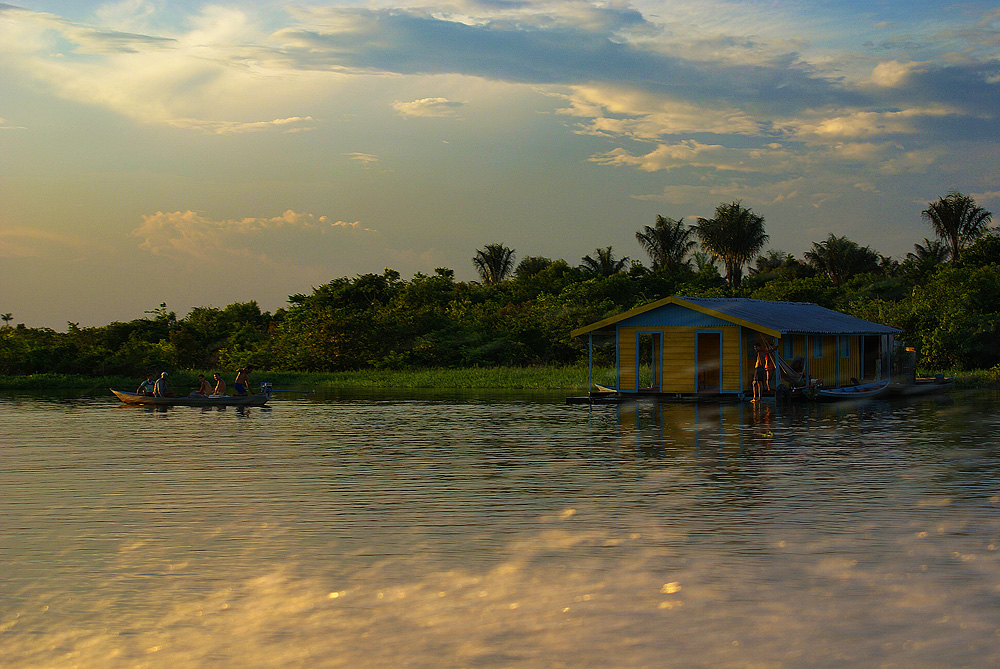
613 398 891 458
572 296 901 398
615 401 776 456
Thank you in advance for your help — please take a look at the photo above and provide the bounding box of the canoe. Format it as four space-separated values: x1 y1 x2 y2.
813 379 890 402
885 376 956 397
110 389 270 407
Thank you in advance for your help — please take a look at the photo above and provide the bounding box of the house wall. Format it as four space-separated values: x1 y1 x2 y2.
743 332 866 390
613 304 880 393
618 325 741 393
780 334 863 387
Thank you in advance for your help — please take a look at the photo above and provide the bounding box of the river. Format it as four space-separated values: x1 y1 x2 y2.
2 389 999 667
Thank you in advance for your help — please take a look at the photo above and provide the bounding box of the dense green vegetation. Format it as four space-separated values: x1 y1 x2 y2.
2 194 998 385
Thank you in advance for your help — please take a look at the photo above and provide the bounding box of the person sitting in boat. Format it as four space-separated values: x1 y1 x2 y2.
212 373 227 396
136 373 156 396
233 366 253 396
189 374 212 398
153 372 175 398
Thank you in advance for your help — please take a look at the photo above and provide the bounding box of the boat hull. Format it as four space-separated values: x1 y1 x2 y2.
885 377 956 397
813 380 890 402
111 389 269 407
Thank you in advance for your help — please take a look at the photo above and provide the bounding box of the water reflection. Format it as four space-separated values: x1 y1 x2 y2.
2 390 999 667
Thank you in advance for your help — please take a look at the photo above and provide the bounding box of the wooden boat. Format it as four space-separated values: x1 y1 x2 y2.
812 379 890 402
111 389 270 407
885 376 956 397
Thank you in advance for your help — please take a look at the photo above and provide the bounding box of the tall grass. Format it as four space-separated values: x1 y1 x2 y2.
0 366 619 391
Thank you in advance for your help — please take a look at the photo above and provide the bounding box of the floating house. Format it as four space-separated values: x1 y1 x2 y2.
571 296 902 397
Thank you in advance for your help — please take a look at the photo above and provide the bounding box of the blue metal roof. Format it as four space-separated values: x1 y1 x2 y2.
570 295 901 337
677 297 901 335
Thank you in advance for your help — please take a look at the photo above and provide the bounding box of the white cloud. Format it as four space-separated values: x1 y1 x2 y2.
392 97 466 118
131 210 372 265
166 116 316 134
865 60 928 88
792 107 957 140
0 227 110 259
590 140 802 175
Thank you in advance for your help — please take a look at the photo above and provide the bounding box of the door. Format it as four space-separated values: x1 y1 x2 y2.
696 332 721 392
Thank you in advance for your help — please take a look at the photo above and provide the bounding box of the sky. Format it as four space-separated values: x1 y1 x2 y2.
1 0 998 329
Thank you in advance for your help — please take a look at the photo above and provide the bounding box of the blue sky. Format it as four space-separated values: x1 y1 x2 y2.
1 0 998 328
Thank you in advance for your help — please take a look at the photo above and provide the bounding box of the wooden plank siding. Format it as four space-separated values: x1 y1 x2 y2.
619 326 740 393
720 327 741 391
661 328 697 393
617 327 637 390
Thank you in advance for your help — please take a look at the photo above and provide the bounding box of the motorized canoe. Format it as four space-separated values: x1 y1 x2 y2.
110 389 270 407
885 376 956 397
813 379 890 402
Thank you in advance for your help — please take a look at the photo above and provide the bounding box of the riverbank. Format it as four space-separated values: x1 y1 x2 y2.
1 365 994 392
0 365 619 392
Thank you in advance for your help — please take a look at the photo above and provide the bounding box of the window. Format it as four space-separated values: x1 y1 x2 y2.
813 336 823 359
784 337 794 359
840 336 850 358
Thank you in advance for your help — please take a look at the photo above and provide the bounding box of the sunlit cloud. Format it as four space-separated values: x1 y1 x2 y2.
0 116 26 130
0 226 110 258
166 116 317 134
345 152 379 166
590 140 802 175
392 97 465 118
131 210 373 266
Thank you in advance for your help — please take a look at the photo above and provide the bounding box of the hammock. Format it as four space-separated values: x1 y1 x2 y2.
774 353 806 386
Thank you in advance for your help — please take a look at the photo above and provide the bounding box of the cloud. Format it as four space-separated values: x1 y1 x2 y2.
590 140 802 175
392 97 466 118
0 226 110 258
865 60 928 88
131 210 372 266
345 152 380 166
166 116 317 134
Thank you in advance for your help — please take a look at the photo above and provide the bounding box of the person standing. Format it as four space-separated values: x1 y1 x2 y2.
752 343 766 401
233 366 253 396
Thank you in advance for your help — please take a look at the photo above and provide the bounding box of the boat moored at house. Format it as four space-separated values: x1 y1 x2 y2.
570 296 902 401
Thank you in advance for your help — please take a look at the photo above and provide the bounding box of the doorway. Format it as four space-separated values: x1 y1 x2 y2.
636 332 661 391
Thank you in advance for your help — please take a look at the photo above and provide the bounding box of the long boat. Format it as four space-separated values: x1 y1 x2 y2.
812 379 890 402
885 376 956 397
111 389 270 407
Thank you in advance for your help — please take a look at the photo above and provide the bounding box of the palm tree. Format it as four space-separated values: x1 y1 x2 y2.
580 246 630 277
921 190 992 262
635 215 696 274
905 238 950 264
803 234 881 287
694 201 768 288
473 243 516 284
1 313 11 328
515 256 554 279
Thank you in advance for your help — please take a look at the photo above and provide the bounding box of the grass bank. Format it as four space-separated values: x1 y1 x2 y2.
0 365 619 392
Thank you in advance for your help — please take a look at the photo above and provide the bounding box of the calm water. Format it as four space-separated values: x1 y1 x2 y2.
2 389 999 667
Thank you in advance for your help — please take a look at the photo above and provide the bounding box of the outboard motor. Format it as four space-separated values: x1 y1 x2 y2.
259 382 273 398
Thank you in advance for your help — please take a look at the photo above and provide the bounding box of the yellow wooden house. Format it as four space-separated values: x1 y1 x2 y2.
571 296 901 397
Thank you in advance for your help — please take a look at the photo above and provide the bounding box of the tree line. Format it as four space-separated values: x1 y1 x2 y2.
1 191 998 376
